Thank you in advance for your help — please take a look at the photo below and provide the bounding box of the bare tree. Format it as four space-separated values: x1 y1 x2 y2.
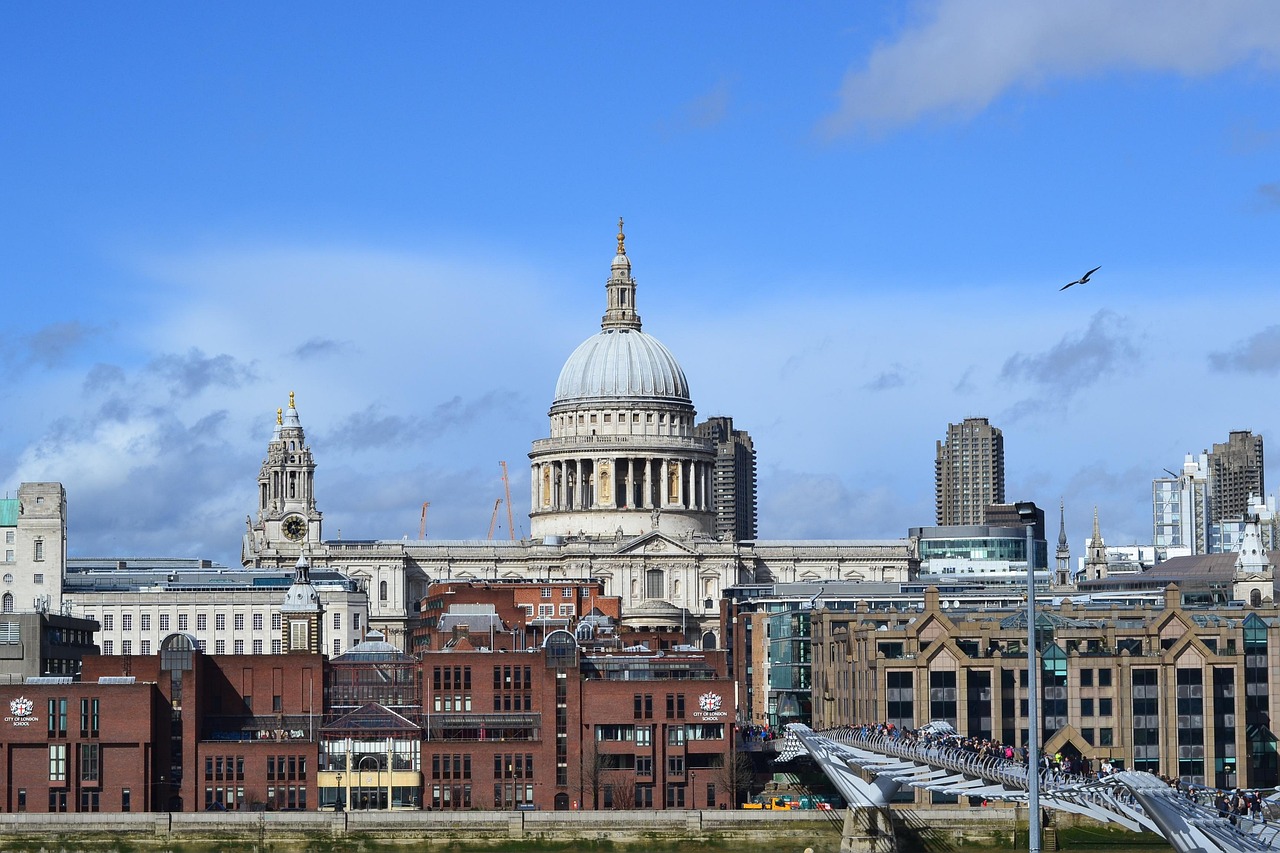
714 751 757 807
609 770 637 809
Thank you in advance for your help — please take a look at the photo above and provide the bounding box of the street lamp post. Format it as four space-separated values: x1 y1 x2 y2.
1015 501 1041 853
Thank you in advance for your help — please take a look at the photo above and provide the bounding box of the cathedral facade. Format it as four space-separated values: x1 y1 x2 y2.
242 225 917 649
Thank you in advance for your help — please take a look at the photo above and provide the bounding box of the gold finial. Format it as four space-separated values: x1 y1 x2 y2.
277 408 283 425
289 390 296 409
616 217 626 255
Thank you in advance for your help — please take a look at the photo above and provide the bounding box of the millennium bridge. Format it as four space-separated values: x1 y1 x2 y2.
779 723 1280 853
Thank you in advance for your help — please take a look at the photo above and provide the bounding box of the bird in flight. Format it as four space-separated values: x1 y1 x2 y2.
1060 265 1101 291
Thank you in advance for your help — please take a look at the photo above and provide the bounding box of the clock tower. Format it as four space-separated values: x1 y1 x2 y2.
242 392 323 566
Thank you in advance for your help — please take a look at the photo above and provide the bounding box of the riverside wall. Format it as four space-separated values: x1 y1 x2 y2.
0 806 1157 852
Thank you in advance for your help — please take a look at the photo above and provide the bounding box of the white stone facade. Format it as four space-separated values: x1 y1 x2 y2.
0 483 66 617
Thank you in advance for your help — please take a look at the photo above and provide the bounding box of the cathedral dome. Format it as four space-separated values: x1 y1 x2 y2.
553 328 690 406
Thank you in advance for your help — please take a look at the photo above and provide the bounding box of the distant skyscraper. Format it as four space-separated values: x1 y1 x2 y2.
1153 453 1211 555
1209 430 1264 524
935 417 1005 525
694 416 757 541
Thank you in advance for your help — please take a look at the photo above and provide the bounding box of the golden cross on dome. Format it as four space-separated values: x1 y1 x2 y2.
289 390 296 409
616 217 626 255
277 408 283 425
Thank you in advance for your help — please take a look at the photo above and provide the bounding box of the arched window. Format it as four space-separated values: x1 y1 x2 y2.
379 581 388 602
1 593 11 613
1252 588 1263 607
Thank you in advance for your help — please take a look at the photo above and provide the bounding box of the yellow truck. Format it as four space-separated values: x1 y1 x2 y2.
741 796 793 810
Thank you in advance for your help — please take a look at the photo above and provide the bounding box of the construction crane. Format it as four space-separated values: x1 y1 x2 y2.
499 461 516 540
419 501 430 538
486 499 503 539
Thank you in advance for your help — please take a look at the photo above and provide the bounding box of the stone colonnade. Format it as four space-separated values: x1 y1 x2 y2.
532 457 712 512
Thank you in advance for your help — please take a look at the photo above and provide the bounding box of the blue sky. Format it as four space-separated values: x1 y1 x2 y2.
3 2 1279 566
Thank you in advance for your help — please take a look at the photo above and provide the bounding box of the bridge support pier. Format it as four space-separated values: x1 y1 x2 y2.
839 807 897 853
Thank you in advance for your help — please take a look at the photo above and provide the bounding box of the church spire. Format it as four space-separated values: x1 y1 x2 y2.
1055 499 1072 587
1085 506 1108 582
601 217 642 331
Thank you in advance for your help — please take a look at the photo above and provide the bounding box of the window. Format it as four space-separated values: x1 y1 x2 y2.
1098 668 1113 687
272 613 282 631
215 640 225 654
562 587 573 599
234 640 244 654
541 588 552 599
333 639 341 656
80 744 100 782
49 744 67 781
1081 698 1094 717
559 604 575 616
33 573 43 585
1080 668 1093 687
79 698 99 737
333 612 342 630
538 604 554 617
253 640 263 654
121 789 130 812
379 580 388 601
215 614 226 631
33 539 43 561
197 614 207 631
253 614 264 631
666 756 684 776
102 614 114 631
4 531 11 544
636 726 652 746
103 641 113 655
47 698 67 738
234 614 245 631
159 614 169 631
121 640 131 655
272 640 282 654
1099 697 1113 716
141 640 151 655
1 593 10 614
353 612 361 630
178 614 188 631
140 614 151 631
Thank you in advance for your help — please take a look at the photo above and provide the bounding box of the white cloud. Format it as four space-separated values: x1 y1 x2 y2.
820 0 1280 136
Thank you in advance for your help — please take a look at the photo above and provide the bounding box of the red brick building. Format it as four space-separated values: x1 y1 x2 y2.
2 628 734 814
0 678 166 813
81 633 323 812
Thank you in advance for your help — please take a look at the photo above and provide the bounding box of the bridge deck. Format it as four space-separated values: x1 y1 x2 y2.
780 724 1280 853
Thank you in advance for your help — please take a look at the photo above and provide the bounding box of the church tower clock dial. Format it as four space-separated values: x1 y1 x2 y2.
282 515 308 541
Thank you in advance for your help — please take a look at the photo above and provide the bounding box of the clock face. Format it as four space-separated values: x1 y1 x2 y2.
282 515 308 541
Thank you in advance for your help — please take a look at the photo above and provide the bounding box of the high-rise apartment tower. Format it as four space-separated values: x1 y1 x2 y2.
935 417 1005 525
694 416 758 541
1209 430 1264 524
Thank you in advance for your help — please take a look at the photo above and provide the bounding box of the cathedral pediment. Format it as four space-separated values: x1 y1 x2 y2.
611 531 699 558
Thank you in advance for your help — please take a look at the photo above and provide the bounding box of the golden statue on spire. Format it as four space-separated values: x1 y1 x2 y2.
277 408 283 425
616 217 626 255
289 390 296 409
